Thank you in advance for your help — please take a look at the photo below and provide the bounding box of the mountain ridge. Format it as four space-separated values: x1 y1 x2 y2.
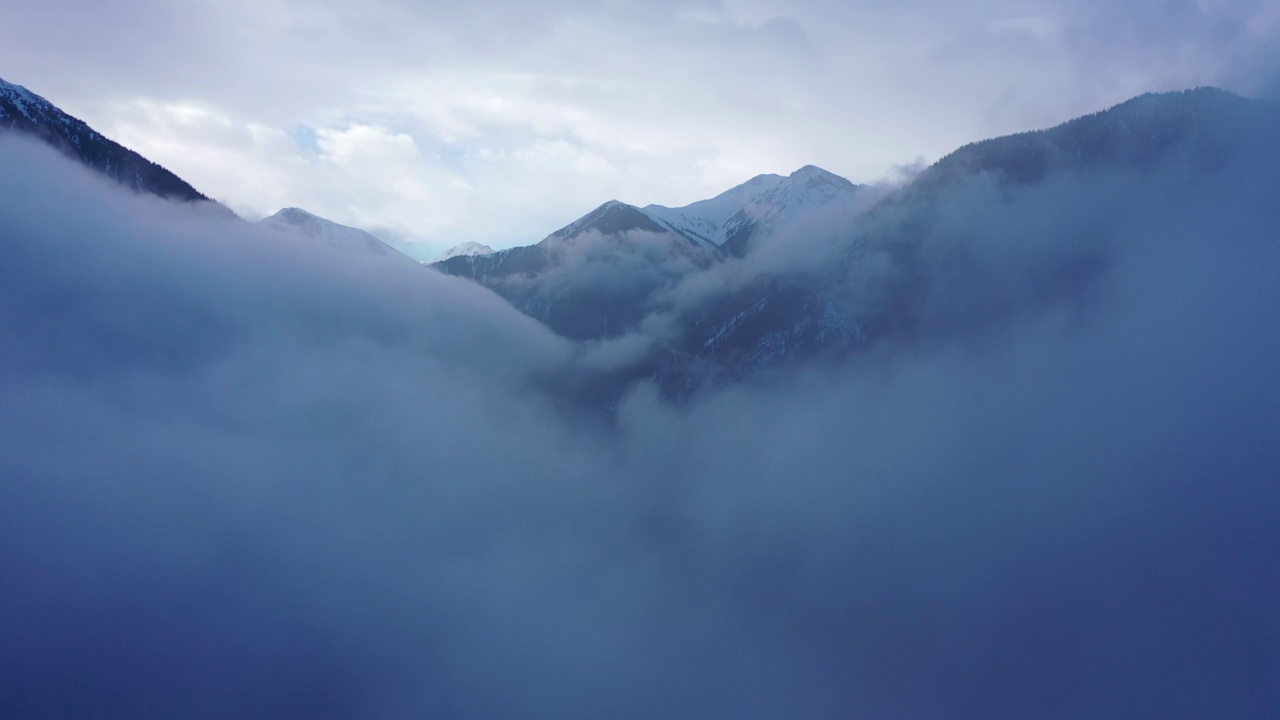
0 76 225 210
639 86 1280 401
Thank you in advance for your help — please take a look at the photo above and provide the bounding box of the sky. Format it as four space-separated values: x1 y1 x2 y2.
2 0 1278 256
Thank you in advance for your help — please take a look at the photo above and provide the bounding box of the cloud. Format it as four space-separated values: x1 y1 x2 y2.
3 90 1280 719
6 0 1279 256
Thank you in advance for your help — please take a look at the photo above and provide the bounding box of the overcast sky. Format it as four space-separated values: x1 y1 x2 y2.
2 0 1278 256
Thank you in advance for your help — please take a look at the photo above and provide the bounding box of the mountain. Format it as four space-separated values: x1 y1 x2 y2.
437 89 1277 409
433 199 715 341
641 173 785 248
639 87 1280 398
431 241 496 263
551 199 676 240
905 87 1261 199
431 166 867 341
644 165 866 256
0 76 222 208
257 207 412 261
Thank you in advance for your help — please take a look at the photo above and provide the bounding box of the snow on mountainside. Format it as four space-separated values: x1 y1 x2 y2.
0 78 40 121
642 165 866 255
0 76 220 208
642 173 786 246
257 207 411 261
431 241 497 263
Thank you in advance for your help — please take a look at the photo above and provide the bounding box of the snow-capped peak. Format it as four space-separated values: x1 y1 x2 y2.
769 164 862 209
431 241 497 263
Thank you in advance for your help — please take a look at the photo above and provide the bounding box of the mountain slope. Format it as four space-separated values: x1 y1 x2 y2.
257 207 412 261
642 173 786 247
551 200 677 241
912 87 1259 194
643 88 1280 398
643 165 866 255
0 77 220 207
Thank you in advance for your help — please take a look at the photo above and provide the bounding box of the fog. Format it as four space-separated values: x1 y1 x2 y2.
2 121 1279 719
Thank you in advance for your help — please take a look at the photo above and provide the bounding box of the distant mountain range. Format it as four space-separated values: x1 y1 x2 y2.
434 87 1280 407
430 164 868 340
5 75 1274 408
434 164 866 261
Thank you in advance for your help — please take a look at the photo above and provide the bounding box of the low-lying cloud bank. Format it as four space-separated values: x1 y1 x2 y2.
1 124 1278 718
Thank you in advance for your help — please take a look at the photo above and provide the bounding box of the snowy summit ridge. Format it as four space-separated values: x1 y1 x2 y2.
431 241 497 263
